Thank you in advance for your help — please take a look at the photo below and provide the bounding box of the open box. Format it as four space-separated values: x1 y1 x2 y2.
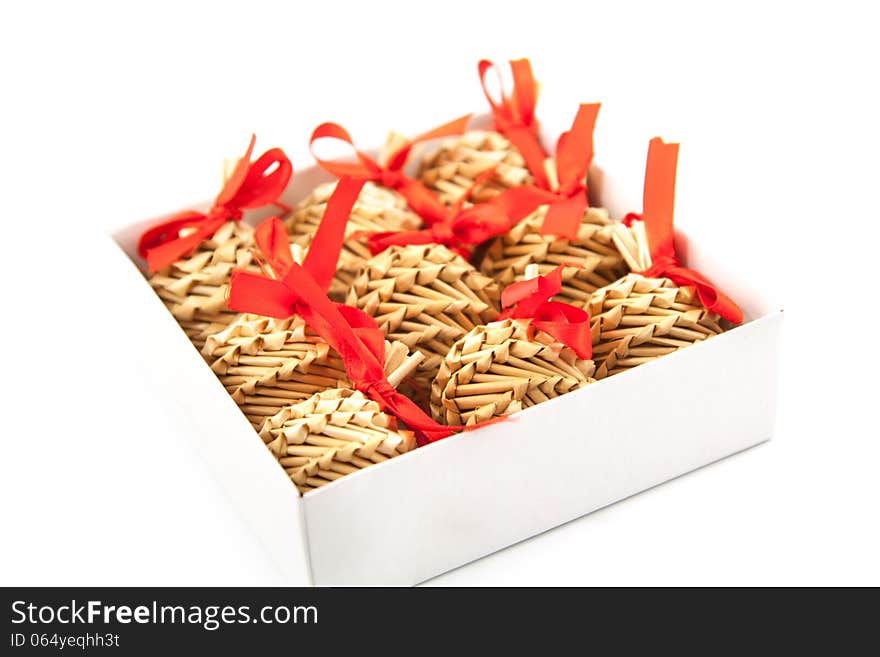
110 116 783 585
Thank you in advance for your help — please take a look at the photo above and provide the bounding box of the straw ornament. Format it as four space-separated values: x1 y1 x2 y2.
147 220 259 351
259 389 417 494
589 138 742 378
204 312 423 429
345 244 501 390
431 263 596 425
139 136 293 350
431 317 597 426
588 272 725 379
417 130 533 206
479 200 631 308
285 180 422 300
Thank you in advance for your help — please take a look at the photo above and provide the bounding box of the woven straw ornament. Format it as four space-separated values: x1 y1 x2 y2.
203 311 424 430
589 221 725 379
431 317 597 426
148 220 258 351
479 201 632 309
260 389 417 494
417 130 533 206
284 180 422 300
345 244 501 391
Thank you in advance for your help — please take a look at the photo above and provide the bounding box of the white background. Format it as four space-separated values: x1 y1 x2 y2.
1 1 878 585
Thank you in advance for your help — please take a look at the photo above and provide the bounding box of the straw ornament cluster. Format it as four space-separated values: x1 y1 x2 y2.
479 205 631 308
417 131 533 206
148 220 258 351
431 318 597 425
259 389 416 494
285 181 422 300
203 313 423 429
346 244 501 389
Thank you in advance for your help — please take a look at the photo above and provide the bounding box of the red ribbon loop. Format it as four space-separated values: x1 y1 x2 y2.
309 116 471 226
633 138 743 324
498 265 593 359
478 58 549 189
137 135 293 273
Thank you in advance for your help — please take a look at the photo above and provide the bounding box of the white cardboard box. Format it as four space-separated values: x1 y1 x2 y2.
110 117 783 585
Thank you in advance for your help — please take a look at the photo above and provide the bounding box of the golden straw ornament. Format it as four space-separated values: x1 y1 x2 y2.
431 265 597 425
140 136 293 351
417 130 533 206
148 221 258 351
589 138 742 378
476 102 634 308
259 389 417 494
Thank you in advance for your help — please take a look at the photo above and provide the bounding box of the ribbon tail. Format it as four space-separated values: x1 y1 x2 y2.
493 185 559 225
142 215 221 273
540 194 587 239
253 216 295 276
505 127 549 190
664 267 743 325
395 176 450 226
364 229 439 255
384 114 473 171
531 319 592 360
555 103 600 194
702 287 744 325
379 392 454 446
302 176 367 293
643 138 679 261
227 270 299 319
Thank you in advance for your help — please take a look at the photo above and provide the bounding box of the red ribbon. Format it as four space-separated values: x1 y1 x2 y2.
137 135 293 272
358 167 512 257
624 138 743 324
488 103 601 240
362 201 512 258
226 177 466 445
498 265 593 359
478 58 549 190
309 116 471 226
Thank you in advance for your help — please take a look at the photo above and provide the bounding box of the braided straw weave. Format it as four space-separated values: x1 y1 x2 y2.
345 244 501 390
203 314 424 429
479 205 631 308
431 318 597 425
589 221 725 378
417 131 533 206
259 389 416 494
285 181 422 300
148 220 257 351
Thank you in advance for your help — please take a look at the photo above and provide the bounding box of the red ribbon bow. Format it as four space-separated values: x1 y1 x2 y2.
489 103 601 240
479 58 549 190
310 116 471 227
137 135 293 272
624 138 743 324
359 167 513 257
227 177 461 445
498 265 593 359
